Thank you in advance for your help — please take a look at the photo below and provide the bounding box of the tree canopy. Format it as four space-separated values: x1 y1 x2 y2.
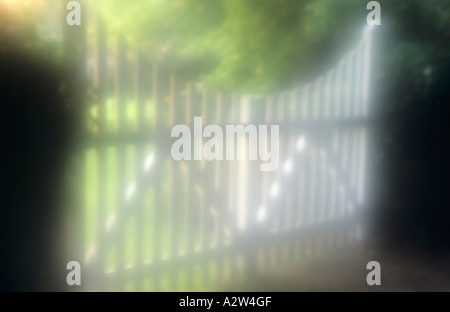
94 0 450 94
2 0 449 94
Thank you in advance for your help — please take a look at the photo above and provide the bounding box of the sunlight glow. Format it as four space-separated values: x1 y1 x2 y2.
283 159 293 175
144 152 155 171
106 212 116 231
257 206 266 223
125 182 136 200
296 136 306 152
270 183 280 199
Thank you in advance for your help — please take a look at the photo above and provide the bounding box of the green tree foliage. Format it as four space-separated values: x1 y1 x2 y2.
2 1 448 94
95 0 449 94
96 0 362 93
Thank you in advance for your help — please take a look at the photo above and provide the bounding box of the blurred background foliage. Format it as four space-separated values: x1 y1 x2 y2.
93 0 450 94
97 0 367 93
1 0 449 95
